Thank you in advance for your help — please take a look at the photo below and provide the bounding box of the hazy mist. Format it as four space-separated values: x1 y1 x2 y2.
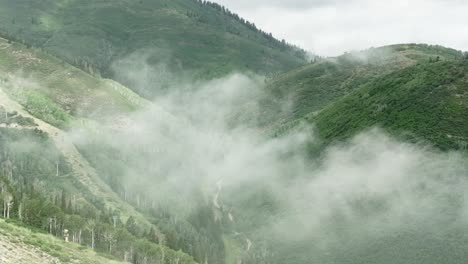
70 56 468 262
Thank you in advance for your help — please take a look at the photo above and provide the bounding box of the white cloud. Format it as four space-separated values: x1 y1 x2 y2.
214 0 468 56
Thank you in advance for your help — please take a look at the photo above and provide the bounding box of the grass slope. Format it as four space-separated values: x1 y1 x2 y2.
0 219 125 264
0 0 307 97
0 37 147 128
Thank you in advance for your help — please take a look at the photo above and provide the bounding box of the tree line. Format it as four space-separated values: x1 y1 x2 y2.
191 0 307 59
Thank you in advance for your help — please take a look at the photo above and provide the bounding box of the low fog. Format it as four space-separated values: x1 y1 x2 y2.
71 56 468 263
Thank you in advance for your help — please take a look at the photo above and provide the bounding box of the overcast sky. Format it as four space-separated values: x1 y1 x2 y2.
214 0 468 56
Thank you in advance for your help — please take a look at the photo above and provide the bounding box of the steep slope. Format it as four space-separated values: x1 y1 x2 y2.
311 59 468 150
0 37 148 128
0 37 204 263
0 0 307 97
262 44 464 128
227 45 468 264
0 86 198 264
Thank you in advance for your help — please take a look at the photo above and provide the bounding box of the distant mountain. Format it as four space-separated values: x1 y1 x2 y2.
0 0 307 97
234 44 468 264
311 58 468 151
263 44 467 148
263 44 462 124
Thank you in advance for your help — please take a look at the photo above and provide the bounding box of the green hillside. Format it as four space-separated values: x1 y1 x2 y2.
262 44 464 128
231 45 468 264
0 37 147 128
0 125 197 264
311 59 468 151
0 0 307 97
0 1 467 262
265 45 467 151
0 37 206 263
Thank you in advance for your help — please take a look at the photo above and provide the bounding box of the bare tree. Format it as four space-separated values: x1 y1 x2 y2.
86 219 96 249
103 231 116 254
2 192 13 219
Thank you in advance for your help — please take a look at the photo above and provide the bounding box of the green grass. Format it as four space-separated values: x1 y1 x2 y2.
0 37 148 127
16 89 72 128
0 219 126 264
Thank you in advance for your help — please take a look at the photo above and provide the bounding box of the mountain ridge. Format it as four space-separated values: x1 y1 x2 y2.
0 0 307 97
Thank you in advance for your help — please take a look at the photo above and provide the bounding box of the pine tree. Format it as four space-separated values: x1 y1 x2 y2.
125 216 139 236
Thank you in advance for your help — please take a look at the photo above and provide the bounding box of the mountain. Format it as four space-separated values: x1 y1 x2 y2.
0 0 307 97
1 34 468 264
0 37 201 264
311 59 468 151
0 2 467 262
261 44 464 129
230 44 468 264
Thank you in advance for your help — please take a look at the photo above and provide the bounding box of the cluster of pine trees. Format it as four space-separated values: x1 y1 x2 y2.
192 0 307 59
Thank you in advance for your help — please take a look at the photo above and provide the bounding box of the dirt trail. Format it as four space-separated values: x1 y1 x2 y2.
0 233 61 264
0 42 11 50
212 180 253 255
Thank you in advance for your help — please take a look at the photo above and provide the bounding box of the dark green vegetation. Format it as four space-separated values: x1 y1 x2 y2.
263 44 464 128
264 44 467 151
0 0 307 97
228 44 468 264
312 60 468 151
0 33 228 263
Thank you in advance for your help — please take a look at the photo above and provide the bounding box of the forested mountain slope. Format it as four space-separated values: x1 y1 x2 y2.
0 2 467 261
0 0 307 97
262 44 464 128
228 45 468 264
0 87 198 264
266 45 468 151
0 37 205 263
311 59 468 151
